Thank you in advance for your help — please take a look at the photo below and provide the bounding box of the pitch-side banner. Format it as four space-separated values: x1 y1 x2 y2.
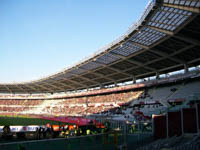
0 125 45 133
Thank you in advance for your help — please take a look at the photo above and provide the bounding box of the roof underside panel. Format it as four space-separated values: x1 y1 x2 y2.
164 0 200 7
111 43 142 56
95 53 121 64
80 61 101 70
129 27 166 46
148 6 192 31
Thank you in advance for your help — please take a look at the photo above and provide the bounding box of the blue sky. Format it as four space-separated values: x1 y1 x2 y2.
0 0 148 83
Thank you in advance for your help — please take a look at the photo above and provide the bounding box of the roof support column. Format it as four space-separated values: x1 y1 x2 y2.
132 76 136 84
99 84 104 89
156 72 160 80
184 64 189 74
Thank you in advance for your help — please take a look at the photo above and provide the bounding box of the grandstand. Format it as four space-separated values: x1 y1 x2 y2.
0 0 200 150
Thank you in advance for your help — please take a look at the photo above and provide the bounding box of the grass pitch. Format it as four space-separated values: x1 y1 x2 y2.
0 116 66 126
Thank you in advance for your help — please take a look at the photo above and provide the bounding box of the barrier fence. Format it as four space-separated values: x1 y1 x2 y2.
0 131 153 150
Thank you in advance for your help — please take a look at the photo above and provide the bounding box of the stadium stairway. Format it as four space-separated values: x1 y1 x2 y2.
166 83 185 101
151 85 179 108
157 99 170 108
170 80 200 100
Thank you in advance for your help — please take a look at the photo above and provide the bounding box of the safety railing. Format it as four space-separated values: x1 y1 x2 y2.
0 130 154 150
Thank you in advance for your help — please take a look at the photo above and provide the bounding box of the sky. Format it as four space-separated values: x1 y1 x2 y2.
0 0 148 83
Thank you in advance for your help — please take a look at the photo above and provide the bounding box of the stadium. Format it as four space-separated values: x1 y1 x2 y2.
0 0 200 149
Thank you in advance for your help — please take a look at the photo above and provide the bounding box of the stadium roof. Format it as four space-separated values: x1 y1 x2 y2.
0 0 200 94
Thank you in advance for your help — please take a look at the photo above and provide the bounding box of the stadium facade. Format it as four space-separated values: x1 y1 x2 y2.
0 0 200 149
0 0 200 94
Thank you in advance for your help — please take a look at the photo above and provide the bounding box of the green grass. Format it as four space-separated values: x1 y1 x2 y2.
0 116 66 126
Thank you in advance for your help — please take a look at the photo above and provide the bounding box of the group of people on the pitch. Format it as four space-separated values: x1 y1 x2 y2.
60 124 107 138
1 121 110 141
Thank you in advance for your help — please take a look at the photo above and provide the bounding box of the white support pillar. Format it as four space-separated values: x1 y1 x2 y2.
166 112 169 138
181 109 184 135
123 121 127 148
156 72 160 80
133 76 136 84
99 84 103 89
152 115 155 136
195 103 199 133
184 64 188 74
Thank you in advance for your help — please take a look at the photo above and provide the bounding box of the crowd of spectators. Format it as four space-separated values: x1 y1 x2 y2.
0 106 32 113
0 100 43 113
0 85 186 122
41 90 142 116
0 90 143 117
0 100 43 106
0 86 185 122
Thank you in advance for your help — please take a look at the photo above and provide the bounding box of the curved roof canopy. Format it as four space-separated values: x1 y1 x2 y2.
1 0 200 94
